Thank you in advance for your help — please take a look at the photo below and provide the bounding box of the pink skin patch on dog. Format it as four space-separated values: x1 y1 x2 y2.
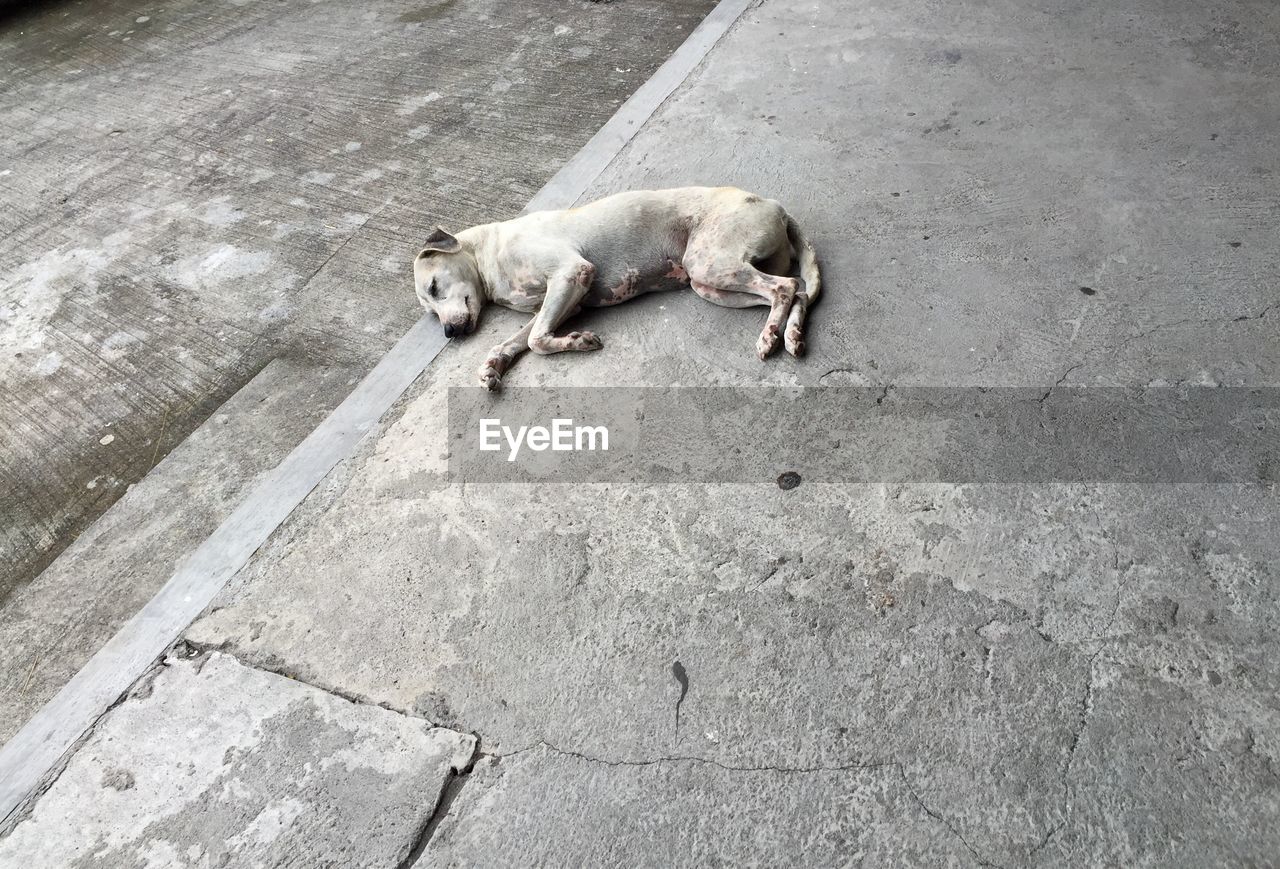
606 268 642 302
664 260 689 282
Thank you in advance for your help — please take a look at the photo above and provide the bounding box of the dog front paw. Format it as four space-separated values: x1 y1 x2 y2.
568 331 603 352
479 363 503 391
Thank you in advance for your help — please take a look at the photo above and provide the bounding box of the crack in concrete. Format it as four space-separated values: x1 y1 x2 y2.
1059 650 1099 806
897 764 1007 868
749 558 786 590
1036 301 1275 397
177 638 429 723
1085 503 1132 641
135 639 1073 869
490 739 898 776
1038 363 1084 403
1231 302 1276 322
166 641 483 867
486 741 1013 866
1099 564 1133 640
1119 303 1277 344
397 739 482 868
0 658 169 834
292 197 395 308
167 645 1071 867
1028 820 1063 857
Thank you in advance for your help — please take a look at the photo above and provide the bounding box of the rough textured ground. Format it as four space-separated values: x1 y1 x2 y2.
0 0 714 601
0 359 357 745
0 652 475 867
179 0 1276 863
3 0 1278 864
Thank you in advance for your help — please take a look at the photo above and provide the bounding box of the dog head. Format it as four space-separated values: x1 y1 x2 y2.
413 227 483 338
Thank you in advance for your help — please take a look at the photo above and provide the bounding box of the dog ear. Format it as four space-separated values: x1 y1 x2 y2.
417 226 461 257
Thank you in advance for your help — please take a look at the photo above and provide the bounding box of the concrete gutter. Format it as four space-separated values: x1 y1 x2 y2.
0 0 755 825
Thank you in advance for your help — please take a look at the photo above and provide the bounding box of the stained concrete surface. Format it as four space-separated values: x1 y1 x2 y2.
188 460 1280 864
0 0 715 601
0 359 357 745
5 0 1280 864
428 745 976 866
0 651 476 867
172 0 1278 863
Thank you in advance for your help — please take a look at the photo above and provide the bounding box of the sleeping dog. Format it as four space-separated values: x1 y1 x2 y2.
412 186 821 390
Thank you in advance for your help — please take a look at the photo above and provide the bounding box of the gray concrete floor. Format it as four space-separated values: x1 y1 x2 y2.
3 0 1280 865
0 358 357 745
0 0 714 601
0 651 476 867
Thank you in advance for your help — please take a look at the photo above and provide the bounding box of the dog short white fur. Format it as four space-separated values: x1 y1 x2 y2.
413 186 820 390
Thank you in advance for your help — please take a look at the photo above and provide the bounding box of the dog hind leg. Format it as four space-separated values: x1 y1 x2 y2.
783 213 821 356
686 258 798 359
691 281 766 309
755 272 799 359
783 295 810 356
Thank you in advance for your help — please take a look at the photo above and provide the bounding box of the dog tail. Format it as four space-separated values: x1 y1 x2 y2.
785 213 821 307
784 213 820 355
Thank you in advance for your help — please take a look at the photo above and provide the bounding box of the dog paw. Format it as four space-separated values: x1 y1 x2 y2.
756 325 780 360
479 364 503 391
568 331 603 351
784 327 805 357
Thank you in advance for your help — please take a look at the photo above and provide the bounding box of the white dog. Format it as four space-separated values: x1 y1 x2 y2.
412 186 821 390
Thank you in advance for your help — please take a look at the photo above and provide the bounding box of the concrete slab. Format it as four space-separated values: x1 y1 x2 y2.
0 359 357 745
0 651 476 867
0 0 715 602
176 0 1280 863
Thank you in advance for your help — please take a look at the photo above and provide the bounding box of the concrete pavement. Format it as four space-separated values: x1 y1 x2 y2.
0 359 355 745
0 0 714 766
0 0 713 609
4 0 1280 865
0 651 475 867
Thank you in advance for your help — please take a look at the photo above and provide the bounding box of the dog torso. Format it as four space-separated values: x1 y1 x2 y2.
463 187 768 311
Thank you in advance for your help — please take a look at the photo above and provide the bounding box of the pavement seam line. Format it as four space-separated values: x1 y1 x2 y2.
0 0 755 826
493 740 900 775
399 748 481 867
175 638 432 721
0 659 169 838
482 741 1011 866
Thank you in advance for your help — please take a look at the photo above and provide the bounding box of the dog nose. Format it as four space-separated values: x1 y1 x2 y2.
443 323 456 338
